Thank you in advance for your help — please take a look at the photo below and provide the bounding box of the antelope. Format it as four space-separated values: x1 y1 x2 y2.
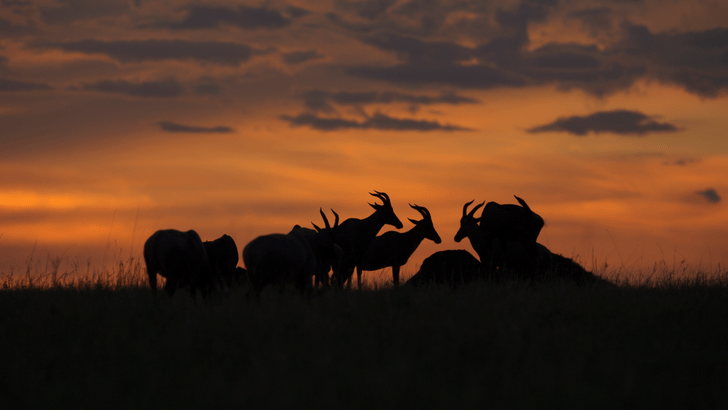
358 204 441 286
456 200 595 282
480 195 544 269
331 191 403 289
144 229 213 296
203 234 240 288
406 249 483 288
243 209 339 294
454 199 537 278
289 222 343 288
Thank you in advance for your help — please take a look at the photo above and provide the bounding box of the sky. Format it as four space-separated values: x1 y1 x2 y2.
1 0 728 280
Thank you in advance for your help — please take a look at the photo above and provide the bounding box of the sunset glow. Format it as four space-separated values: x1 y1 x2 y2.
2 0 727 279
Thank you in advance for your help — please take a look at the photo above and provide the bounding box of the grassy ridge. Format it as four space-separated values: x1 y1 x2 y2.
1 262 728 409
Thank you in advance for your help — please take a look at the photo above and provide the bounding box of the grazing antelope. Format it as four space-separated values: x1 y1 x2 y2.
480 195 544 269
331 191 403 289
243 209 339 294
359 204 441 286
144 229 213 296
406 249 483 288
203 234 240 288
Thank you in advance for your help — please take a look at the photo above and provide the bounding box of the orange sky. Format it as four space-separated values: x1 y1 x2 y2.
1 0 728 280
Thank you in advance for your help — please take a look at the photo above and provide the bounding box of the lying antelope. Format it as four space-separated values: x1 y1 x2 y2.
358 204 441 286
243 209 339 293
332 191 403 289
406 249 483 288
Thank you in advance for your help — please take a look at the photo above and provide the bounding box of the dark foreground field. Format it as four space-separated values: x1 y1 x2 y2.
2 263 728 409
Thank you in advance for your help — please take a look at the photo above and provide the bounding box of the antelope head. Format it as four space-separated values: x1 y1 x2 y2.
369 190 403 229
409 204 441 244
454 200 484 243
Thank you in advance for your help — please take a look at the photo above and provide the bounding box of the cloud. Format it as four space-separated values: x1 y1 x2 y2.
158 121 234 133
281 50 325 65
280 112 471 132
35 39 256 66
160 4 292 30
0 78 53 92
39 0 130 25
527 110 679 136
348 63 527 89
79 78 183 98
618 24 728 97
697 188 721 203
300 90 479 113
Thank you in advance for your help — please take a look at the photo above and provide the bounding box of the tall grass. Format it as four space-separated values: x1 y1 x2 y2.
1 254 728 409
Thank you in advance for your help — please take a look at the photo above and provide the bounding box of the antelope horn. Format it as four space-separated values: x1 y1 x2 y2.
371 191 390 204
462 200 475 218
410 203 430 219
320 208 331 230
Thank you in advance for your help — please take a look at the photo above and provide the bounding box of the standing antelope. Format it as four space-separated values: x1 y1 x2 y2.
144 229 214 296
454 199 536 277
358 204 441 286
332 191 403 289
480 195 544 270
243 209 339 294
289 218 343 288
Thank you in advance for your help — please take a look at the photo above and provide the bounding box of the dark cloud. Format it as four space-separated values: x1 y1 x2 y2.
79 78 183 98
35 39 255 66
348 63 527 89
285 5 310 18
618 24 728 97
300 90 479 113
527 110 679 136
282 50 325 65
0 56 9 65
697 188 721 204
162 5 291 30
336 3 726 98
280 112 471 131
39 0 130 25
0 78 53 91
158 121 234 133
0 16 36 37
337 0 398 20
362 32 474 64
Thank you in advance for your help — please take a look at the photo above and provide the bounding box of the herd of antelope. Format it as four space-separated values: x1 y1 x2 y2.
143 191 601 296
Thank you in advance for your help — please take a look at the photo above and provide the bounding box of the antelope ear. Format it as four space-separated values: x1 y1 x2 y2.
369 202 380 210
312 223 322 232
408 218 419 225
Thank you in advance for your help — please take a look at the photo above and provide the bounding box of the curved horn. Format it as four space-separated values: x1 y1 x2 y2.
470 201 485 218
320 207 331 230
331 208 339 229
462 200 484 218
370 191 390 204
462 200 475 218
409 203 430 220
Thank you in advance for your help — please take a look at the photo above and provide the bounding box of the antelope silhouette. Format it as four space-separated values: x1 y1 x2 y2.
359 204 441 286
243 209 339 293
332 191 403 289
144 229 213 296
